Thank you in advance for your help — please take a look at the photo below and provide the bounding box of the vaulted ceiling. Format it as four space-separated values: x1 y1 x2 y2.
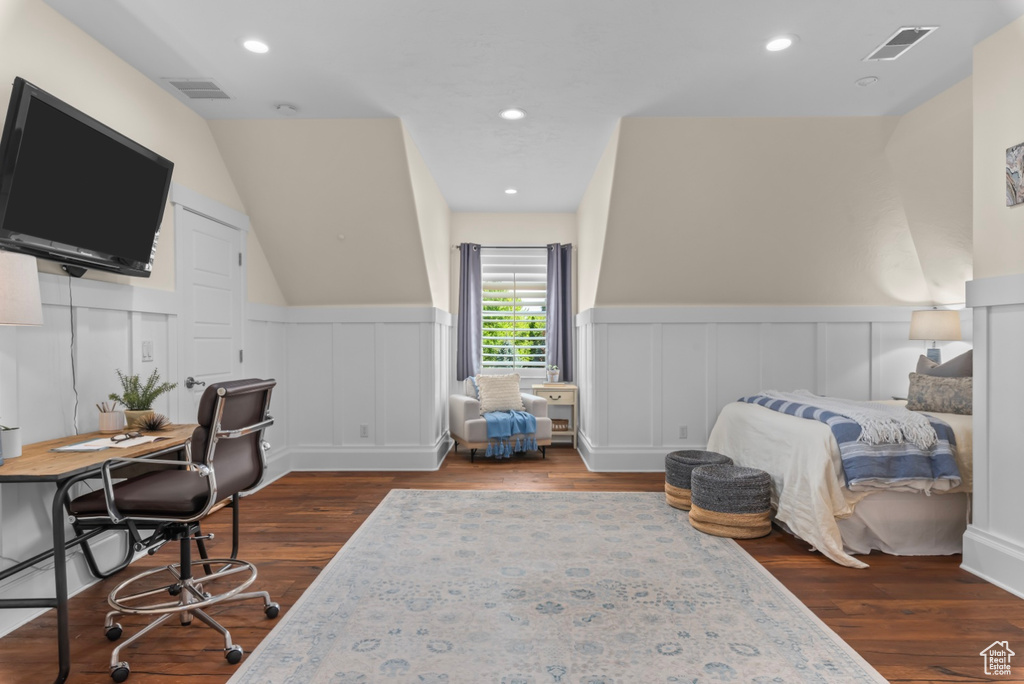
43 0 1024 212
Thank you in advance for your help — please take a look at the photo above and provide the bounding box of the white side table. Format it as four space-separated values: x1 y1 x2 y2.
531 384 578 449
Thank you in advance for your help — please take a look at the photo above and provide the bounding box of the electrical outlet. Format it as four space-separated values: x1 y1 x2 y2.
679 425 688 440
359 424 369 438
141 340 154 362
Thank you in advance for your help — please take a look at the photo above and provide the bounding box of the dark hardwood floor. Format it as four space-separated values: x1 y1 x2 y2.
2 446 1022 683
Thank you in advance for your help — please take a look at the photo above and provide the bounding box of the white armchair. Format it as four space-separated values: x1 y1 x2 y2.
449 380 552 461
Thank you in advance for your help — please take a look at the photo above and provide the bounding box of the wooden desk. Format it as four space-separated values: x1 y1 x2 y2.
0 425 196 684
0 424 196 481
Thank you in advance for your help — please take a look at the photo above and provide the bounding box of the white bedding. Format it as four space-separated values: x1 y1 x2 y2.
707 401 972 568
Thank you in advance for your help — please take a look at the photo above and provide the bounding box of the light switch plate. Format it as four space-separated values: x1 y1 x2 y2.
141 340 154 362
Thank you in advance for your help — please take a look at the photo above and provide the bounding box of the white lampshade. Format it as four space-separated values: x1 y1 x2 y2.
0 251 43 326
909 309 961 342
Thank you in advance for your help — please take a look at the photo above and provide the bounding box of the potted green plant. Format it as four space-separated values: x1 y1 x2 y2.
546 364 560 383
109 369 177 429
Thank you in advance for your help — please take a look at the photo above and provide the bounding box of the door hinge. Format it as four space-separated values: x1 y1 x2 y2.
239 349 244 363
238 252 242 266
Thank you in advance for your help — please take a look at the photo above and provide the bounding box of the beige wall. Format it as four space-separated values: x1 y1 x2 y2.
974 17 1024 278
577 123 620 311
589 115 969 306
885 77 973 303
247 236 288 306
0 0 285 303
210 118 434 306
403 124 452 310
449 212 576 314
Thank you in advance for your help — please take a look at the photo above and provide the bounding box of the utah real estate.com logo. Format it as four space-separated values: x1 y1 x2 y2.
980 641 1015 677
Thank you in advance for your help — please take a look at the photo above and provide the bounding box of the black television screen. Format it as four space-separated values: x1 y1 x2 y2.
0 77 174 277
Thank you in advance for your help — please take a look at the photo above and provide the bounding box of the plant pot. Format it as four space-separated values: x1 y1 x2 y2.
546 370 560 383
1 428 22 458
99 411 126 434
124 410 154 430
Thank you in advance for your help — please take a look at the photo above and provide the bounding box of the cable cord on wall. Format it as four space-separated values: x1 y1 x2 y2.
68 273 79 435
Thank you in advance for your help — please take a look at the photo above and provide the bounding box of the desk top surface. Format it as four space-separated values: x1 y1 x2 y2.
0 424 196 482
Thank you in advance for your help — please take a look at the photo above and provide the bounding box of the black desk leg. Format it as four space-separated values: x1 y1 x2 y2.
51 478 76 684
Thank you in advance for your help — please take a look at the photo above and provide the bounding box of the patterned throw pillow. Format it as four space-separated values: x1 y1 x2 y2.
906 372 972 415
476 373 525 415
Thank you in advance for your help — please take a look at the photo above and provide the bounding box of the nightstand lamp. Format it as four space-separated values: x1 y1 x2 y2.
0 250 43 326
909 308 961 364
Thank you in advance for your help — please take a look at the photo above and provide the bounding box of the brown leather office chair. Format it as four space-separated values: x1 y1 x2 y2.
68 378 280 683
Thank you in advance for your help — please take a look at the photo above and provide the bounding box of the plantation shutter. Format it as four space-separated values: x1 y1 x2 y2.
480 247 547 369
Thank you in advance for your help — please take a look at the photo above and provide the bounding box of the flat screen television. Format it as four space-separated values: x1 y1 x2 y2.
0 77 174 277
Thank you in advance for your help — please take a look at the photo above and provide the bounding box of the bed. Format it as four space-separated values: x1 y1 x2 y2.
707 399 972 568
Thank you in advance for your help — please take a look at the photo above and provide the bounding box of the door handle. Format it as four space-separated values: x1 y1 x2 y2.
185 376 206 390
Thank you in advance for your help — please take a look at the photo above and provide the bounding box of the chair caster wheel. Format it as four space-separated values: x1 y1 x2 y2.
105 623 123 641
226 644 244 664
265 603 280 619
168 585 181 596
110 662 130 682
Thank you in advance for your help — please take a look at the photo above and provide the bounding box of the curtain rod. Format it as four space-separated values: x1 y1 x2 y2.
451 244 574 250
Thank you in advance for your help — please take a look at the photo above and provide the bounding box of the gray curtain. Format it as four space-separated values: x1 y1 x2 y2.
456 243 482 381
546 243 573 382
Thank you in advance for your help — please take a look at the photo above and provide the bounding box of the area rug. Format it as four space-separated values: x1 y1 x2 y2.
229 490 885 683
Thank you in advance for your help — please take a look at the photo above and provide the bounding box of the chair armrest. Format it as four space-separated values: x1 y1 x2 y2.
99 457 213 524
450 393 482 431
521 393 548 418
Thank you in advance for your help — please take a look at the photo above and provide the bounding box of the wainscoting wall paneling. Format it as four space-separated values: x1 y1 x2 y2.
575 306 973 472
0 273 177 637
963 274 1024 599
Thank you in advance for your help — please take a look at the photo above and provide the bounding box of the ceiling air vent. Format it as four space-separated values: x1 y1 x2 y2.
864 26 937 61
165 78 230 100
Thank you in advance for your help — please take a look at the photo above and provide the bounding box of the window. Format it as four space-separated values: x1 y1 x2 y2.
481 247 546 371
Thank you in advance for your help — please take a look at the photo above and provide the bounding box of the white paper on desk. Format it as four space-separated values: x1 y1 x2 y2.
107 436 168 449
51 440 110 452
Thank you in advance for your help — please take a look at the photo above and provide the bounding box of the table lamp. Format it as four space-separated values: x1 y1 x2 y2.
909 308 961 364
0 250 43 463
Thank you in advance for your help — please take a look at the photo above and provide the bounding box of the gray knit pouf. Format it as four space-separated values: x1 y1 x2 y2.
664 450 733 510
689 464 772 539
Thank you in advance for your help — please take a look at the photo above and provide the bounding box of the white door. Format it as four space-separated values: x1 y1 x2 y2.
177 208 244 419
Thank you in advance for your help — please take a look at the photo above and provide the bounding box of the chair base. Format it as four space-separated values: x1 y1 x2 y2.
452 434 551 451
104 556 279 681
452 434 551 462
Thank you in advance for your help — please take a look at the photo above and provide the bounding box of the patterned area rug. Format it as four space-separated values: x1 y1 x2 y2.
229 490 885 683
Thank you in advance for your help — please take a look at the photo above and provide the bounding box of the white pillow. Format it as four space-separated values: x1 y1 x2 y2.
476 374 525 415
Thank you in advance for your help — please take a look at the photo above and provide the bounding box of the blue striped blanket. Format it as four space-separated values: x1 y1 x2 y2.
740 394 961 491
483 410 537 459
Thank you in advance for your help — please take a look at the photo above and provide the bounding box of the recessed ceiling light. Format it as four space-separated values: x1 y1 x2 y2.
499 108 526 121
243 39 269 54
504 188 518 195
766 36 794 52
275 104 298 116
855 76 880 87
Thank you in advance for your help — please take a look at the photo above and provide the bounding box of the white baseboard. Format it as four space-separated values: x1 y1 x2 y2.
578 431 679 472
0 530 127 638
962 526 1024 600
290 436 452 472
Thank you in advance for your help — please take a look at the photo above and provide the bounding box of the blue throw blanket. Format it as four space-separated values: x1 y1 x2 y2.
483 410 538 459
740 394 961 491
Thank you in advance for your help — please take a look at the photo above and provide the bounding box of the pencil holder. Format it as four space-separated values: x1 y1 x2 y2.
99 411 126 434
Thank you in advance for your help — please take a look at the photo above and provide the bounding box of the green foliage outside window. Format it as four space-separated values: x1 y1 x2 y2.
482 290 546 369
